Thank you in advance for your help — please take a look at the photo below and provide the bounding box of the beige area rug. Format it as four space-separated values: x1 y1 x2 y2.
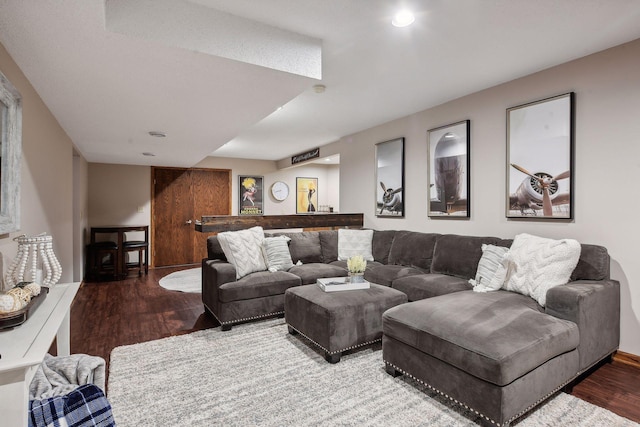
158 267 201 293
108 319 638 427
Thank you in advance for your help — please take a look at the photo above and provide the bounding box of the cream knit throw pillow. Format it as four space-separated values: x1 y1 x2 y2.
502 233 581 306
217 226 267 279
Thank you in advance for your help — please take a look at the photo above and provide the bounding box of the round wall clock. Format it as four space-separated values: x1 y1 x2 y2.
271 181 289 201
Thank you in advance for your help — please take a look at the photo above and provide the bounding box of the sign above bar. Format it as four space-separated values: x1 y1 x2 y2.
292 147 320 164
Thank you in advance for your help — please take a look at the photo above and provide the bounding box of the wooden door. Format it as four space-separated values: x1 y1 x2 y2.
191 169 231 262
152 167 231 267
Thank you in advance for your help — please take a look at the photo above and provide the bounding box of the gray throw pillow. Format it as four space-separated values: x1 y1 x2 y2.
262 236 294 272
469 244 509 292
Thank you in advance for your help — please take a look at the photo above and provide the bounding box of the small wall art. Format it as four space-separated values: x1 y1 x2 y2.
296 177 318 213
506 92 574 219
239 175 264 215
375 137 405 217
427 120 470 217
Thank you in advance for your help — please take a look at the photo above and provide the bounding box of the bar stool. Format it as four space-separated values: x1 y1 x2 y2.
86 241 119 281
123 240 148 276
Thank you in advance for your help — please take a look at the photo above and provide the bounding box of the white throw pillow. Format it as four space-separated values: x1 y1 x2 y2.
469 244 509 293
502 233 581 306
217 226 267 279
262 236 294 272
337 229 374 261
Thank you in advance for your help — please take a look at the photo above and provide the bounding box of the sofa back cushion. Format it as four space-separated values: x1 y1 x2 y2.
431 234 510 279
319 230 339 263
207 235 227 261
388 231 439 271
274 231 323 264
571 244 610 281
372 230 397 264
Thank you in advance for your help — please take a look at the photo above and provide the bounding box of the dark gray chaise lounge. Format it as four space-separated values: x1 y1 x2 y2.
382 235 618 426
201 230 619 425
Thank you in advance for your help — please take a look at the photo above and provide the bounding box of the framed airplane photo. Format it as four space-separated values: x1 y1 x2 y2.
506 92 574 219
427 120 470 218
375 137 404 217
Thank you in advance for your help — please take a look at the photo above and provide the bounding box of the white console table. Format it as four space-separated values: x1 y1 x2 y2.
0 282 80 427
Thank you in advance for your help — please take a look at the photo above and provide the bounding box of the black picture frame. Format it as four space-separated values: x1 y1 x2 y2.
375 137 404 217
238 175 264 215
506 92 575 219
427 120 470 217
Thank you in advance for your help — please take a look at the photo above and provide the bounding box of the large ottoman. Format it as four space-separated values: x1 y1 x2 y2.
285 283 407 363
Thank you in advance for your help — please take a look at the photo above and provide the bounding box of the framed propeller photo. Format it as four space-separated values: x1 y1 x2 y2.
506 92 575 219
375 137 404 217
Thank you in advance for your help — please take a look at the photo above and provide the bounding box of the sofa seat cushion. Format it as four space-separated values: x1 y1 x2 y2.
365 264 424 286
288 263 348 285
383 290 579 386
218 271 301 303
391 273 471 301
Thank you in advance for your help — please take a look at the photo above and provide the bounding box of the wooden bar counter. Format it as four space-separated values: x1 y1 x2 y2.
195 213 364 233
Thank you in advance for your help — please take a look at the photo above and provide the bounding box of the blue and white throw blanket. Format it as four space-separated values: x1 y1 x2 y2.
29 384 116 427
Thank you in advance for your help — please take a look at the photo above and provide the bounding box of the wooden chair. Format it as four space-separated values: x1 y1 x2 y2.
123 229 149 276
86 241 119 281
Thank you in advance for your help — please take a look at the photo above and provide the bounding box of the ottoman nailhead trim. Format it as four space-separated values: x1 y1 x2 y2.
383 361 578 427
287 323 381 355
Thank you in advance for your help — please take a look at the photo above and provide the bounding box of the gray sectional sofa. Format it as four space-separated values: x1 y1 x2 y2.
201 229 619 426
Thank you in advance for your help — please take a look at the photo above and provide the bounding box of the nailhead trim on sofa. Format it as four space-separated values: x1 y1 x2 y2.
383 360 575 427
207 307 285 327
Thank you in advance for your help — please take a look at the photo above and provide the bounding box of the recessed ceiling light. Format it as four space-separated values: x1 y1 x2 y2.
392 10 415 27
325 158 331 161
142 152 156 157
148 131 166 137
313 84 326 93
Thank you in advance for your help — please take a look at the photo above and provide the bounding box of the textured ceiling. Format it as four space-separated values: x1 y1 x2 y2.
1 0 640 166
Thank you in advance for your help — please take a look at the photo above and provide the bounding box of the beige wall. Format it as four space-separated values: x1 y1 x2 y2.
88 163 151 227
86 159 339 251
0 43 77 286
338 38 640 355
73 151 89 281
194 157 339 214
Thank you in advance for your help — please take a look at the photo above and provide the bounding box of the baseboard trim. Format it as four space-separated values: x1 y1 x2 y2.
613 350 640 369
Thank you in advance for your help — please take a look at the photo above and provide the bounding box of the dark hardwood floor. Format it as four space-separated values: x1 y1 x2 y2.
69 267 640 423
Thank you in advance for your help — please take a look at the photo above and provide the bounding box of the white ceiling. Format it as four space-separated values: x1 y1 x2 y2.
1 0 640 167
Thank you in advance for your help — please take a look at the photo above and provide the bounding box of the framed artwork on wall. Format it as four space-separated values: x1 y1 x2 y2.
375 137 404 217
296 177 318 213
239 175 264 215
506 92 574 219
427 120 470 217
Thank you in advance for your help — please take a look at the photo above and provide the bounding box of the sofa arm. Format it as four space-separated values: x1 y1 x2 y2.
201 259 237 316
545 279 620 372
